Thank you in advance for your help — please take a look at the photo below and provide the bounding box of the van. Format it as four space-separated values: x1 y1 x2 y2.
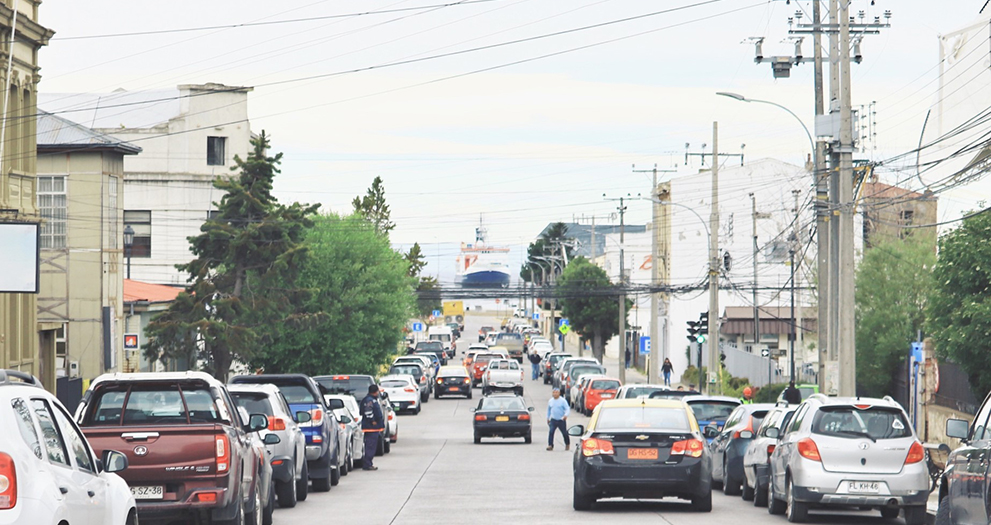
427 325 455 356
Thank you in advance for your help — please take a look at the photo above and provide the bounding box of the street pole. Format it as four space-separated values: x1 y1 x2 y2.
789 247 796 383
828 0 841 390
793 189 803 381
619 248 627 384
650 168 660 384
708 122 720 396
813 0 829 396
750 193 759 355
838 0 856 396
590 215 596 262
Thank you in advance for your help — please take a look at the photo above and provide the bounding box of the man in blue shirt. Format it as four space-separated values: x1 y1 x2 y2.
547 387 570 451
360 384 385 471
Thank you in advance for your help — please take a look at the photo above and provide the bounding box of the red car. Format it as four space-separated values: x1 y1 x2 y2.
583 377 621 415
470 354 501 387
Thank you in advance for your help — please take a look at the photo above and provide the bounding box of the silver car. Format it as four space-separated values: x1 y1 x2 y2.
228 383 310 508
325 394 365 472
741 403 797 507
767 394 929 524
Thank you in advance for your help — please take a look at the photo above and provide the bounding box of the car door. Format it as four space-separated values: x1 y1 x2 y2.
52 402 110 524
712 407 744 481
956 395 991 523
771 403 809 498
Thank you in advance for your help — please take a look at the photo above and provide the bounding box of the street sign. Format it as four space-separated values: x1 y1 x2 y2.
558 324 571 335
432 310 441 318
412 322 424 332
532 312 540 320
639 336 650 355
761 348 770 358
124 333 139 350
560 318 570 327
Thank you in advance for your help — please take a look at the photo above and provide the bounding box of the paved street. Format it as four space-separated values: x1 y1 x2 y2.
273 314 914 525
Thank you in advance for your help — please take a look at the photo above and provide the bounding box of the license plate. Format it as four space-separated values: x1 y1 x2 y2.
601 394 614 398
847 481 880 493
627 448 658 460
496 416 510 422
130 485 164 500
449 387 460 391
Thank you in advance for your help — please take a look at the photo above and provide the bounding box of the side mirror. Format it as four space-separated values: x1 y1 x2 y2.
765 427 780 439
102 450 128 473
739 430 754 439
247 413 269 433
295 411 311 424
528 407 535 412
567 425 585 436
263 433 281 445
702 426 719 439
946 418 970 440
470 407 477 413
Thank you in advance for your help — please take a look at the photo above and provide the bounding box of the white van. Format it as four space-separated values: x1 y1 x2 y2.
427 325 455 356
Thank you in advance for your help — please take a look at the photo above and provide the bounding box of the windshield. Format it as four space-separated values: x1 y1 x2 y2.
480 397 526 411
417 342 444 350
595 407 691 431
811 406 912 440
687 401 739 421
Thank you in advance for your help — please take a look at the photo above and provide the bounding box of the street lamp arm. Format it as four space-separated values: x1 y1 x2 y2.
716 92 814 154
646 198 712 244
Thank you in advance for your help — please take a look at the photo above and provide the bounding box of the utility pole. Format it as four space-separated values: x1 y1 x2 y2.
793 189 804 381
789 246 796 382
708 122 720 395
590 215 596 262
812 0 829 395
837 0 856 397
619 248 626 384
750 193 760 355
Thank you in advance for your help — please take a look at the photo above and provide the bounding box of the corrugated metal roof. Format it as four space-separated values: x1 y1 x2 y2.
123 279 181 304
37 110 142 154
39 90 182 129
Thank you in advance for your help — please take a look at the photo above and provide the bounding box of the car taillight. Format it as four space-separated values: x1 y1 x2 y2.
302 408 323 427
671 439 704 458
519 414 530 420
216 435 231 473
905 441 925 464
463 378 470 384
0 452 16 509
797 438 821 461
268 416 286 431
388 413 394 420
582 437 615 457
404 387 417 393
767 444 776 458
437 379 443 384
420 377 426 384
475 414 487 421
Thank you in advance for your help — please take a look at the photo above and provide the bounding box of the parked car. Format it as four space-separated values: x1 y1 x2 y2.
414 341 448 365
395 355 436 381
543 353 574 384
387 363 430 403
529 341 553 362
484 332 499 347
571 374 607 412
481 359 525 396
938 397 991 525
470 353 502 388
229 374 342 492
581 377 621 415
742 403 797 507
427 325 455 359
76 372 270 524
435 366 472 399
1 369 136 525
312 374 375 399
380 392 398 451
471 394 533 444
617 383 669 399
708 403 774 496
323 395 364 473
493 332 525 362
680 395 742 439
568 398 712 511
228 383 310 508
767 394 928 523
554 357 598 390
563 364 607 405
410 352 442 379
478 326 495 342
379 375 421 415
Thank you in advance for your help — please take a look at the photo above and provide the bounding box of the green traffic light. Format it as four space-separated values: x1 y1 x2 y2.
697 334 706 343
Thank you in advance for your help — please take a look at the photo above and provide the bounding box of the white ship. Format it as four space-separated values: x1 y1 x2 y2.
456 220 511 288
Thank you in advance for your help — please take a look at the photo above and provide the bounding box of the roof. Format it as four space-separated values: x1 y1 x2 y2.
90 371 219 386
861 181 935 202
37 110 142 155
123 279 181 304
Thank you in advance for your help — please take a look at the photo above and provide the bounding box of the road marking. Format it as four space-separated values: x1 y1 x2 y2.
389 438 448 525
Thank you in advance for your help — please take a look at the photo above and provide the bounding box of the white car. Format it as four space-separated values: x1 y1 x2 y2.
324 395 364 472
0 369 137 525
379 375 421 415
394 355 435 380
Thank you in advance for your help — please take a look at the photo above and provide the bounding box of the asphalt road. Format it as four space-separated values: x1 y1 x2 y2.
273 314 912 525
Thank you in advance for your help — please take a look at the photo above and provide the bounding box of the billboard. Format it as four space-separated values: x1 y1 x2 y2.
0 222 40 293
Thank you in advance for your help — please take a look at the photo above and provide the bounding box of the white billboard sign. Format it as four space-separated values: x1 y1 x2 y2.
0 222 39 293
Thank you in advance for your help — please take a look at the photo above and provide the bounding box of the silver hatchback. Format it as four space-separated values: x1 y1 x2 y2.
767 394 928 524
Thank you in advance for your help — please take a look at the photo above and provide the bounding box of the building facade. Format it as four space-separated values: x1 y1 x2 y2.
122 279 180 373
861 180 938 248
35 111 141 382
0 0 55 387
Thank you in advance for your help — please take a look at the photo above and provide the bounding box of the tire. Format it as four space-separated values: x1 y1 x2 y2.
723 461 742 496
311 474 331 493
262 482 274 525
474 431 481 444
573 480 594 511
384 439 391 454
422 392 429 403
544 376 550 385
753 481 768 507
525 432 532 444
295 461 308 502
482 387 490 396
467 390 472 399
880 506 899 519
691 489 713 512
330 465 341 487
934 497 952 525
218 495 245 525
414 405 421 415
767 477 786 515
245 488 262 525
785 477 808 523
125 509 138 525
276 462 297 508
904 505 926 525
434 392 440 400
376 436 385 456
742 476 755 501
341 449 349 477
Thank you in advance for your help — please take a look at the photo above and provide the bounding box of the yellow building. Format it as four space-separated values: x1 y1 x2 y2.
0 1 55 387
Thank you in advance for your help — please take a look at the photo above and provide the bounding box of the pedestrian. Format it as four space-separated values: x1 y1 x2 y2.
625 348 631 368
783 381 802 405
740 386 754 404
528 351 542 381
661 358 674 387
360 384 385 471
547 387 570 451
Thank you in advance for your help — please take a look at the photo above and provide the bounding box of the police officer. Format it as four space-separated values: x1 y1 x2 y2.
360 384 385 471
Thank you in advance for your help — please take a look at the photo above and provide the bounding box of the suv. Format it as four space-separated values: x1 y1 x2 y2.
767 394 928 523
1 370 136 525
938 391 991 524
76 372 269 524
229 374 342 492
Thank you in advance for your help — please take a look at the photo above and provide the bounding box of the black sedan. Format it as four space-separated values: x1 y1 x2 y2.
471 394 533 444
569 398 712 511
435 366 472 399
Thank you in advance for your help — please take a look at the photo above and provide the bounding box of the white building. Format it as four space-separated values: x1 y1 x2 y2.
41 83 255 285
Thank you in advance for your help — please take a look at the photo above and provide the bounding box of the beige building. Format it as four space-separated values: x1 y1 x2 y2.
861 180 938 248
0 1 55 387
35 111 141 382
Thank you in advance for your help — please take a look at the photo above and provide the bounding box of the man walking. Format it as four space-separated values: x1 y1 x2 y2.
547 387 570 451
661 358 674 387
360 384 385 471
528 351 542 380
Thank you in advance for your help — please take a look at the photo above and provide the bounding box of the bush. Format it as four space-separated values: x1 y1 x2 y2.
754 383 787 403
681 366 706 388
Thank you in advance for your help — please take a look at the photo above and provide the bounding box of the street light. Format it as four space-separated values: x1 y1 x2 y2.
715 92 814 154
123 225 135 280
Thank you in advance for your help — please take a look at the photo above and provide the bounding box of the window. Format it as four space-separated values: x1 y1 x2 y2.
899 209 915 225
31 399 70 466
52 404 94 472
124 210 152 258
55 324 67 358
971 397 991 441
207 136 226 166
788 404 809 435
11 398 42 459
37 175 67 249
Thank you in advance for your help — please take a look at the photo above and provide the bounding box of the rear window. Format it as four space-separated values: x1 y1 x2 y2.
548 355 572 364
687 401 739 422
475 355 497 364
381 380 410 388
278 385 318 404
88 384 225 425
417 342 444 350
390 365 423 376
571 366 605 378
497 333 522 341
591 380 621 390
811 406 912 440
595 407 691 431
429 334 452 342
492 361 519 370
315 376 374 397
623 386 666 398
231 393 274 417
480 397 526 411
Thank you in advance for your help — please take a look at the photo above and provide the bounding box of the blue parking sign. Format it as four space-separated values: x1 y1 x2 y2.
412 322 424 332
432 310 441 318
639 336 650 355
559 318 569 327
532 312 540 320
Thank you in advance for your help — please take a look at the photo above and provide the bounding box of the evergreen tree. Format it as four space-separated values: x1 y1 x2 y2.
405 242 427 278
352 176 395 235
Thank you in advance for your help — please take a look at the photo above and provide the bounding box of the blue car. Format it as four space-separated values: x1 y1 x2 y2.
230 374 341 492
682 395 742 442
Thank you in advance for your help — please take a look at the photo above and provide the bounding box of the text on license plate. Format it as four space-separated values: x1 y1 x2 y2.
495 416 510 422
448 387 460 391
627 448 658 460
847 481 880 493
130 485 165 500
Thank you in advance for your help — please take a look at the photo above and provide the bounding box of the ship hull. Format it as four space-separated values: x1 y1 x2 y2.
461 270 510 288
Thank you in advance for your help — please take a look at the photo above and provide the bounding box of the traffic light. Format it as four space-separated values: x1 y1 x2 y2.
696 312 709 343
686 321 700 343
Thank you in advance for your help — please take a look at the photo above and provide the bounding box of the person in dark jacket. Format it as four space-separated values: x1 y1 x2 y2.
528 351 542 380
661 358 674 386
782 381 802 405
360 384 385 471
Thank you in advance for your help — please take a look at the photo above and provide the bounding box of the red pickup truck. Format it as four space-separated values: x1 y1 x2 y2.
75 372 270 525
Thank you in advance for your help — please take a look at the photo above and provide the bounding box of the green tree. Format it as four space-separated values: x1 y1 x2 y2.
144 132 319 380
557 257 630 361
855 236 935 397
404 242 427 278
352 176 394 235
415 276 442 318
928 209 991 396
254 213 415 375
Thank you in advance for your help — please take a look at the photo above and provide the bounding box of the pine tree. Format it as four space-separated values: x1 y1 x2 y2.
352 176 395 235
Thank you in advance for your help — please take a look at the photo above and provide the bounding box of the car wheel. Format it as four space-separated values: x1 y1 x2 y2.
330 465 341 487
724 461 742 496
880 506 899 519
785 477 808 522
415 405 421 415
219 494 245 525
276 463 298 508
934 497 951 525
125 509 138 525
742 476 755 501
767 476 786 515
341 448 350 476
474 431 481 444
434 392 440 399
312 473 331 492
262 482 275 525
467 390 473 399
422 392 429 403
295 461 308 502
573 480 594 511
903 505 926 525
376 436 385 456
246 487 262 525
525 432 532 444
753 480 768 507
691 488 712 512
384 439 391 453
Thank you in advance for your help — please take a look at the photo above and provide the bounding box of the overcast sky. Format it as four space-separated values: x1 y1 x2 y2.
39 0 982 278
